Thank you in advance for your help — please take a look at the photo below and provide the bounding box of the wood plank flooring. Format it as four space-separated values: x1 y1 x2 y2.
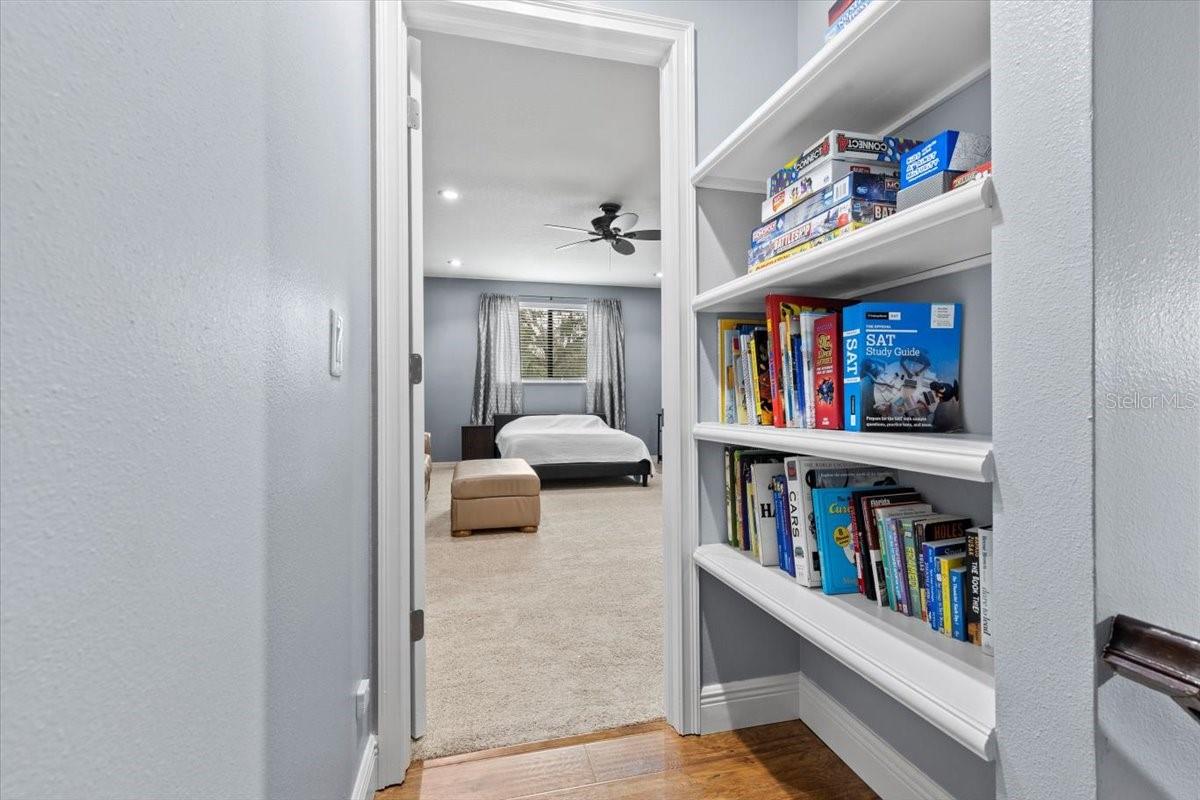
378 719 879 800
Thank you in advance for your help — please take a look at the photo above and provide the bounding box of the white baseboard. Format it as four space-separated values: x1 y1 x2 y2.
701 672 950 800
351 734 378 800
699 672 802 734
794 671 951 800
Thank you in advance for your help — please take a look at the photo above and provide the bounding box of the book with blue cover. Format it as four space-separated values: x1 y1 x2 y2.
922 538 965 631
810 487 861 595
771 475 795 577
949 566 968 641
842 302 964 432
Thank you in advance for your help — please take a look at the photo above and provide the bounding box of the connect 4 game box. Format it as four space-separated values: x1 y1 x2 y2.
842 303 964 433
767 130 921 196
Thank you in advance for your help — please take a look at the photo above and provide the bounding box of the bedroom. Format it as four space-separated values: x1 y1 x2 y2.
412 27 665 759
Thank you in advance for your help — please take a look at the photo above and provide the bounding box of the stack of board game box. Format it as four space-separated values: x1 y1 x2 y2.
748 130 918 273
897 129 992 211
722 447 995 653
717 297 964 434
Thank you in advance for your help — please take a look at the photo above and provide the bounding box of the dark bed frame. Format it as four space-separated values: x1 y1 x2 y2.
492 413 652 487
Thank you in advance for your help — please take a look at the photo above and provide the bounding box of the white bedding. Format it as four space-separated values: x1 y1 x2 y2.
495 414 654 474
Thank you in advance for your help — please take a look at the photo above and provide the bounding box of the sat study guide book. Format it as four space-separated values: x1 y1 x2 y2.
842 302 964 432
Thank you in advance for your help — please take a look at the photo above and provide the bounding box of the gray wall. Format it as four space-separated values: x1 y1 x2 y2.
0 2 374 798
992 2 1097 798
595 1 800 159
425 277 662 461
1094 2 1200 799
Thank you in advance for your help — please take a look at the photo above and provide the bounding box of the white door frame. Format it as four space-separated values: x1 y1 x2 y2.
375 0 699 788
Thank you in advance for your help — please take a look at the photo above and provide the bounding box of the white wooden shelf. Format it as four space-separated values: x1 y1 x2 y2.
694 543 996 760
693 422 994 483
691 0 991 192
694 178 994 308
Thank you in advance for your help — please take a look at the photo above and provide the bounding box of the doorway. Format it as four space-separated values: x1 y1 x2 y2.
374 0 698 788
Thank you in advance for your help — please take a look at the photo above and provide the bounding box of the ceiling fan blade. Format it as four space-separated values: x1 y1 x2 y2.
555 238 601 251
544 224 596 234
622 229 661 241
609 212 639 233
611 237 636 256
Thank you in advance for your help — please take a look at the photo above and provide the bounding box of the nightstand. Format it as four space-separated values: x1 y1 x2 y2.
460 425 495 461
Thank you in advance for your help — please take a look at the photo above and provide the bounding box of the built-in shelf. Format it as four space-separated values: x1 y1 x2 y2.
691 0 991 192
694 178 994 308
693 422 994 483
693 543 996 760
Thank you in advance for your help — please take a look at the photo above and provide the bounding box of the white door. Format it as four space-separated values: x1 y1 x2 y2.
407 32 427 742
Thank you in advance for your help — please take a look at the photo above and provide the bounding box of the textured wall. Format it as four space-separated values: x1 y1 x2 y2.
991 2 1097 798
1093 2 1200 798
594 0 799 159
424 277 662 461
0 2 373 798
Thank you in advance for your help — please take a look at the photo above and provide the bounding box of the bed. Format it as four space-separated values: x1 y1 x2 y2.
492 413 654 486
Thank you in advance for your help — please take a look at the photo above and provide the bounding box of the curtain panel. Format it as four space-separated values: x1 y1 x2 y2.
470 293 524 425
585 298 626 430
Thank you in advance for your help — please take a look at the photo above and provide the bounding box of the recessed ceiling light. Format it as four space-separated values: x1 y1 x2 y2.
653 271 663 278
447 258 462 268
437 188 460 201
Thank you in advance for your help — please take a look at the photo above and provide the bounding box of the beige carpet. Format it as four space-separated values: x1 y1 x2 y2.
414 462 664 760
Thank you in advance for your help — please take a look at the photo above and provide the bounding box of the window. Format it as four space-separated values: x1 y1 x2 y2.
519 303 587 380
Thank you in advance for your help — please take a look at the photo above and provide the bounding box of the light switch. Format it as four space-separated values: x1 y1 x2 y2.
330 309 344 377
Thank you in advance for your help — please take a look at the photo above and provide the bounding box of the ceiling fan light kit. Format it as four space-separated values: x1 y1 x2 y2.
545 202 662 255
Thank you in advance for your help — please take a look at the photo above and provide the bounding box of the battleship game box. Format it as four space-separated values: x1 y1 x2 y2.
842 302 963 432
747 198 895 270
768 130 920 196
753 172 898 245
758 165 902 221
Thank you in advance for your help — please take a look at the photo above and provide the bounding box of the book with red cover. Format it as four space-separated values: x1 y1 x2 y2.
764 295 849 427
812 313 842 429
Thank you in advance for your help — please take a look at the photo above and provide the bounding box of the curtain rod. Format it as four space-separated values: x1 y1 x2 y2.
518 294 592 303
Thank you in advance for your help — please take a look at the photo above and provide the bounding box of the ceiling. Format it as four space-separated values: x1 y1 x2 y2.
416 29 661 288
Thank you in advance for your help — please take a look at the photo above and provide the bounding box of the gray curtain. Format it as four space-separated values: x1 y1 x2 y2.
585 298 626 430
470 293 523 424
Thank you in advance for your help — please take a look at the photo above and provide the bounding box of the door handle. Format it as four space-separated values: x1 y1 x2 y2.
1101 614 1200 724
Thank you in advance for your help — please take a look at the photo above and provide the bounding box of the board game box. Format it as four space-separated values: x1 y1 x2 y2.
762 162 898 222
896 170 963 211
841 302 964 432
899 129 991 189
768 129 920 196
951 160 992 190
748 198 895 270
754 172 897 243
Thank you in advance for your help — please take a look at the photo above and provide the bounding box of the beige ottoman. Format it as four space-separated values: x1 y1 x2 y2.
451 458 541 537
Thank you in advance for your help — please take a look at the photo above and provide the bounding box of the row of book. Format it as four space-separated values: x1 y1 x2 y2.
825 0 872 42
749 127 992 274
724 448 994 652
718 295 964 434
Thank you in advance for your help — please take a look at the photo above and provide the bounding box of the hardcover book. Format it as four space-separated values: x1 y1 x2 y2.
938 553 966 636
922 538 965 632
874 504 933 610
764 296 847 427
810 487 860 594
979 525 994 653
812 313 842 429
851 490 920 601
842 302 964 432
786 458 897 588
750 460 786 565
949 566 968 641
718 318 764 423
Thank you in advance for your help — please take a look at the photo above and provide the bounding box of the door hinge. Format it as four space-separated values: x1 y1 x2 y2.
409 353 423 385
407 96 421 131
411 609 424 642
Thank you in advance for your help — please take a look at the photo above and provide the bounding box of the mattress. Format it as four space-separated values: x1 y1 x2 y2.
495 414 654 474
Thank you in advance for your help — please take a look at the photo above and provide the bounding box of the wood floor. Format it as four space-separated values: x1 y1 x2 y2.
378 719 879 800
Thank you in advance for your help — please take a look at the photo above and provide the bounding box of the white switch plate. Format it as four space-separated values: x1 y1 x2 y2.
330 309 344 377
355 678 371 724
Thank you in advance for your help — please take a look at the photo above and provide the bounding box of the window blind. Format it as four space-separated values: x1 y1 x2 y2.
518 303 587 380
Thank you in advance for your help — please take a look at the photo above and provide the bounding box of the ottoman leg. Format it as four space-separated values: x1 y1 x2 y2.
452 529 472 537
519 526 538 533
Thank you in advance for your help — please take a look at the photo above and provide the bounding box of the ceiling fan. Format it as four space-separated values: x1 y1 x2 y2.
544 202 661 256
